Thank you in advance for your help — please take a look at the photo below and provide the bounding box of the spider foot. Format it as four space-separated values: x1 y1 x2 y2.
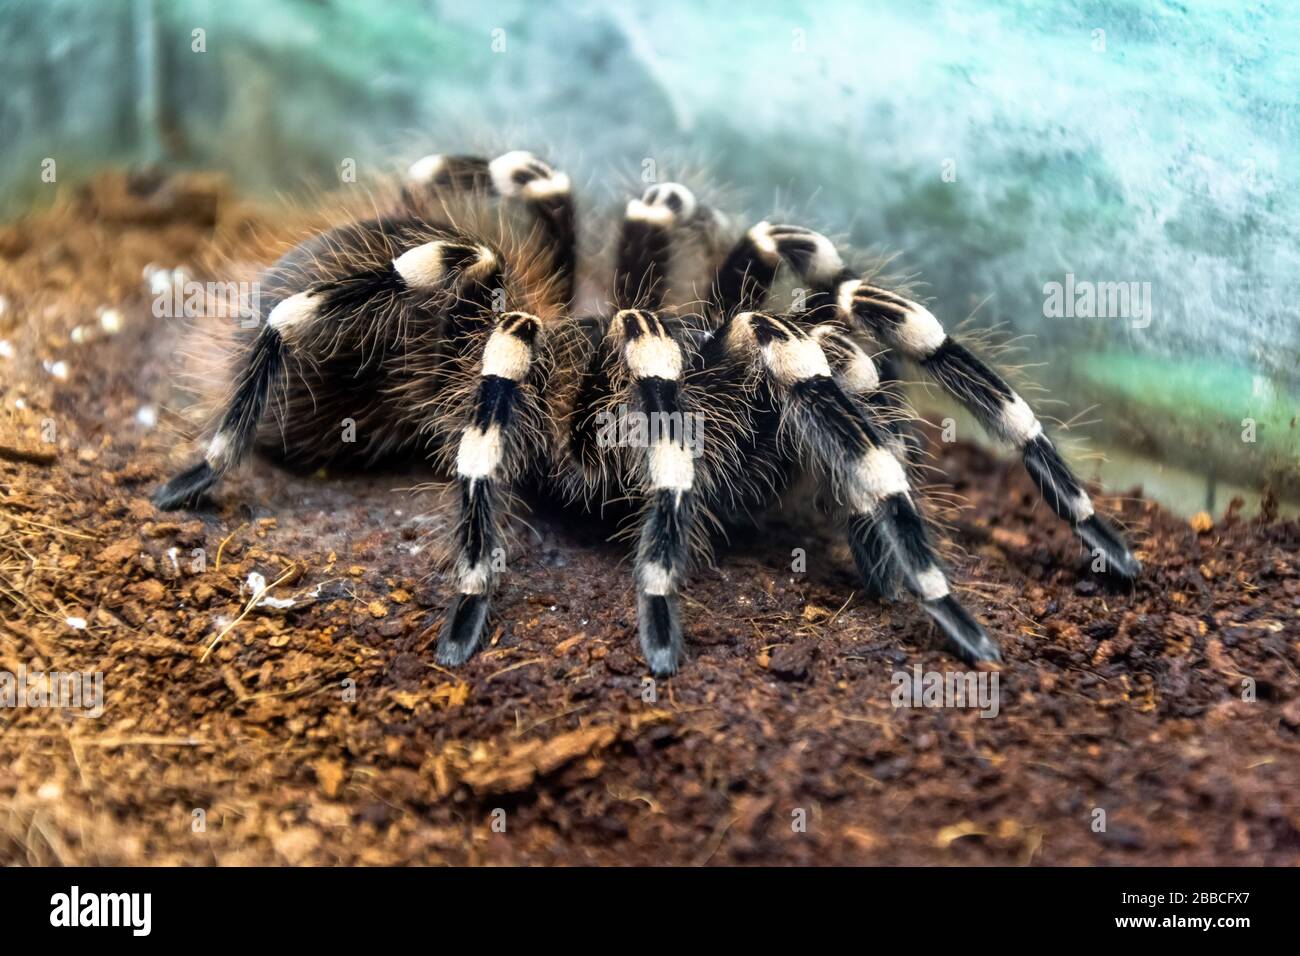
152 461 218 511
1076 513 1142 581
435 593 490 666
921 594 1003 666
638 593 684 677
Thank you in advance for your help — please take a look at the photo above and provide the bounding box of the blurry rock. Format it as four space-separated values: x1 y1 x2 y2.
78 169 227 226
769 642 816 681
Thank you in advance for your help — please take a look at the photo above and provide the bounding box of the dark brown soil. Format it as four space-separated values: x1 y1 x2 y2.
1 172 1297 866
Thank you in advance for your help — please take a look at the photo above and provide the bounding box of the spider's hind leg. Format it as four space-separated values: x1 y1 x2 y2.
152 294 301 510
152 232 497 509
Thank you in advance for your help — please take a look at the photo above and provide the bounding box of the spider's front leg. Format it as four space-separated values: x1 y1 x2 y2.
716 311 1002 666
604 308 698 675
739 222 1142 582
435 311 545 665
601 183 711 673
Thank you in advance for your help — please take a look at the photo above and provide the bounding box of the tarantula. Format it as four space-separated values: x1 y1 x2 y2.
153 149 1140 675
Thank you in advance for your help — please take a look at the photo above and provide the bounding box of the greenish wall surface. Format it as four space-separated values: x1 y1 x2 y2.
3 0 1297 504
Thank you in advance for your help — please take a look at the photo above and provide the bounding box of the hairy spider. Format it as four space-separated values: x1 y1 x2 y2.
152 149 1140 675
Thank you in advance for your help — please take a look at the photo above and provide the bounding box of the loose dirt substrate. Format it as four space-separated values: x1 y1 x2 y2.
1 173 1297 866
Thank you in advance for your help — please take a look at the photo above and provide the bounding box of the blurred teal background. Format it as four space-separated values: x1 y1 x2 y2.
3 0 1297 511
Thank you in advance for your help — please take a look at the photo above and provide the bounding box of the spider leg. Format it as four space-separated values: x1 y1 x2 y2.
707 221 785 318
435 311 543 666
606 308 698 675
568 183 701 479
705 224 912 604
809 324 903 601
613 182 699 310
718 311 1001 666
866 351 922 465
753 222 1141 581
406 150 576 305
151 235 499 509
